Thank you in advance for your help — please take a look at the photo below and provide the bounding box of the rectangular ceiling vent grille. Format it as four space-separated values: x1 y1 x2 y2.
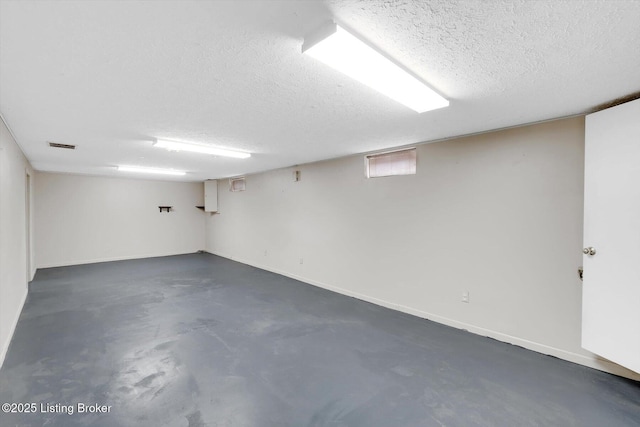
48 142 76 150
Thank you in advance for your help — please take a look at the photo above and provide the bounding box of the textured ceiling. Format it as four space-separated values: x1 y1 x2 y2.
1 0 639 181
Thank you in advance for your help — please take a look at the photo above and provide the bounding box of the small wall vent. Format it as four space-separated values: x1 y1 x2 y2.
229 177 246 192
48 142 76 150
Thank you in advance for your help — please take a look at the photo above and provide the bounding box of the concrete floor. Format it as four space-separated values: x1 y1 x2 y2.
0 253 638 427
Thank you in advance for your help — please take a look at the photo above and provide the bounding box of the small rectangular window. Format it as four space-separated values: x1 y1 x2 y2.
229 177 246 192
365 148 416 178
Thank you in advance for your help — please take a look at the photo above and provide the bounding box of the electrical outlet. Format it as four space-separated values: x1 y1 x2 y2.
264 250 268 256
299 258 304 265
462 291 470 303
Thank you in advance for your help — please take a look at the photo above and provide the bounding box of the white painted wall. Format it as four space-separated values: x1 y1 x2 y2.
205 117 639 380
0 117 33 367
35 173 205 268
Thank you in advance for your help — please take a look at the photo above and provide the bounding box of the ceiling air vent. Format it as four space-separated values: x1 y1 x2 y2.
48 142 76 150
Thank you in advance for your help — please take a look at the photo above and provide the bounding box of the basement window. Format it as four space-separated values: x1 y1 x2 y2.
365 148 417 178
229 177 246 192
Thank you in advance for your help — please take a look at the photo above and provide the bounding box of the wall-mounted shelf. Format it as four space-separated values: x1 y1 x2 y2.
158 206 172 213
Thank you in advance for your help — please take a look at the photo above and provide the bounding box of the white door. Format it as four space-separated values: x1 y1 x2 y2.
582 98 640 373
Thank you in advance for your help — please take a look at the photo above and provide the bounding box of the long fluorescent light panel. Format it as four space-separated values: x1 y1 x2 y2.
154 139 251 159
303 22 449 113
117 165 186 176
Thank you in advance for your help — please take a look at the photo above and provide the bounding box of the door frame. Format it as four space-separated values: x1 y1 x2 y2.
25 169 32 281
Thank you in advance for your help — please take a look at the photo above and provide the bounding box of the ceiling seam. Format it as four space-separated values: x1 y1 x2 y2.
0 112 32 164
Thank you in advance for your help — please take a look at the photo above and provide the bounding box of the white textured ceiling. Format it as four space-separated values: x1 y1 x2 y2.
1 0 639 181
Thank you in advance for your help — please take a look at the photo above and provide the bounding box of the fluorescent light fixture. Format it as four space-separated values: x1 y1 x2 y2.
117 165 186 176
154 139 251 159
303 22 449 113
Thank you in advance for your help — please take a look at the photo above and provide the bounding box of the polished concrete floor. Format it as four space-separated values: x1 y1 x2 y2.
0 253 639 427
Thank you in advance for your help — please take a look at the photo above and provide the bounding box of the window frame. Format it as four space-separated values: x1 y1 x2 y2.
364 147 417 178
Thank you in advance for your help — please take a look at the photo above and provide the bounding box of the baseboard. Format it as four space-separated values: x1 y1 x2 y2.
0 286 28 370
206 250 640 382
36 250 202 269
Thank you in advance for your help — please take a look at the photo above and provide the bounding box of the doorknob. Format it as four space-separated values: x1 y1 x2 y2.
583 247 596 256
